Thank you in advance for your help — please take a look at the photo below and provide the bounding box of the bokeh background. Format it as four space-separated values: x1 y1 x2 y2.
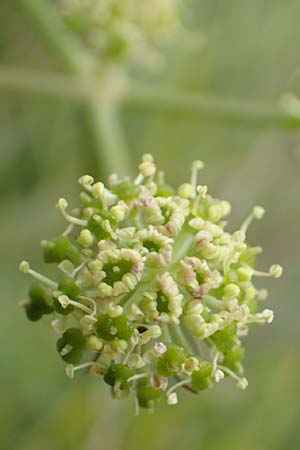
1 1 300 449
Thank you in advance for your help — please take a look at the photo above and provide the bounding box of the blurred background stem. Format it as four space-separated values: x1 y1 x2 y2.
1 65 300 132
123 83 300 130
18 0 132 177
18 0 84 74
83 100 132 177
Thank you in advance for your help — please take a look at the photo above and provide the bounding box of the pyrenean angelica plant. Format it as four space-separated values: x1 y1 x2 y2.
20 155 282 412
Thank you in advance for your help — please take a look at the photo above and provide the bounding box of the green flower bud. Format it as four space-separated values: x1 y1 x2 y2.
137 382 163 409
212 322 237 353
42 236 81 266
56 328 86 364
222 346 245 372
191 361 213 392
58 274 79 299
156 344 186 377
25 283 53 321
95 314 133 341
104 363 134 390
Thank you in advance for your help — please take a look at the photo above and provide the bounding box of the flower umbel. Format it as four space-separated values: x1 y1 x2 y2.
19 155 282 413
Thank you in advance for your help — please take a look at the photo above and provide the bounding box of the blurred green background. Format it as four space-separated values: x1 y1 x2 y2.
1 1 300 449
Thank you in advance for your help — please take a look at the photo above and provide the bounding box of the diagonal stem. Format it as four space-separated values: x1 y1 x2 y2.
18 0 132 177
18 0 86 74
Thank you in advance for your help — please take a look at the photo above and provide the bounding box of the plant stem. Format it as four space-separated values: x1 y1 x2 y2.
18 0 132 177
169 324 194 355
85 99 132 177
0 66 88 99
2 63 300 132
18 0 86 74
122 82 300 130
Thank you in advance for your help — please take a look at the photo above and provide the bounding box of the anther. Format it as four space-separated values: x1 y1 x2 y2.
240 205 265 234
56 198 87 226
65 362 103 379
58 295 93 315
190 160 205 191
19 261 57 289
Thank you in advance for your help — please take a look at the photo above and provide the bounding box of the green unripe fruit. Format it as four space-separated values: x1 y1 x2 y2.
212 322 237 353
95 314 133 341
112 179 140 201
87 215 106 240
58 275 79 299
65 244 82 267
137 383 163 409
103 261 132 285
54 274 78 315
25 283 53 321
156 344 186 377
156 292 169 313
56 328 86 364
43 236 69 263
191 361 213 392
223 346 245 372
104 363 134 390
43 236 81 266
87 210 117 240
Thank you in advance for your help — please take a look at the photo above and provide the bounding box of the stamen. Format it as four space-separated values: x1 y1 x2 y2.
71 261 86 278
212 350 221 375
192 185 207 215
62 223 74 237
240 205 265 234
134 395 140 416
178 183 195 199
65 362 103 379
77 295 97 316
19 261 57 289
190 160 205 191
134 154 156 184
78 175 94 191
166 378 192 398
214 369 224 383
91 182 105 199
127 372 151 383
218 365 248 389
123 333 139 364
167 392 178 405
58 295 93 315
252 264 282 279
56 198 87 226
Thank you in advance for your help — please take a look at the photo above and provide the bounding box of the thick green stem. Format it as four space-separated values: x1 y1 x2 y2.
85 99 132 177
0 66 88 99
18 0 86 74
122 83 300 130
